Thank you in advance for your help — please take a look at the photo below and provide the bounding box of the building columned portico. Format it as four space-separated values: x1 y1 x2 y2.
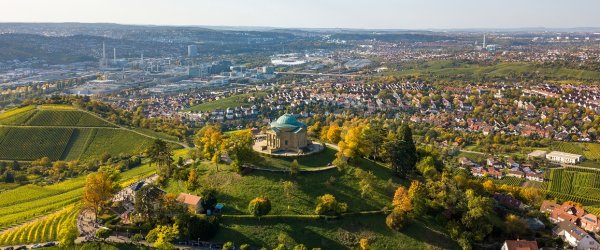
265 114 308 153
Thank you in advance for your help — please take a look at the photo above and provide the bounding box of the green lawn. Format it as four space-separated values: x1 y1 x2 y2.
184 92 267 112
217 215 458 249
167 156 407 216
257 147 337 170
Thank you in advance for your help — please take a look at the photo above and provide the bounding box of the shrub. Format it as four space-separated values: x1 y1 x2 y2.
315 194 347 215
248 197 272 217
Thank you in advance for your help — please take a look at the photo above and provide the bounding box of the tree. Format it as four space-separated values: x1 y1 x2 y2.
147 139 174 179
355 169 376 198
482 180 495 194
290 159 299 176
326 125 342 143
392 186 412 212
361 122 385 160
386 207 410 231
382 124 418 178
315 194 347 215
222 242 234 250
360 238 369 250
282 181 297 198
186 169 199 191
307 121 322 137
239 244 251 250
195 125 224 160
147 224 180 250
248 196 272 217
461 190 494 242
520 187 542 205
135 184 165 221
201 188 218 212
340 125 366 159
383 138 416 178
57 221 78 247
416 156 438 179
408 180 428 217
222 129 258 168
131 233 144 246
95 228 111 241
175 214 219 241
293 244 308 250
82 172 115 222
505 214 526 238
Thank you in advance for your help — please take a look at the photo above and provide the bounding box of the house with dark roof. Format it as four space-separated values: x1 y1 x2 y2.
553 220 599 249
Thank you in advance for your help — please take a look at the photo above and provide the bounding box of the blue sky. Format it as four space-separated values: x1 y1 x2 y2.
1 0 599 29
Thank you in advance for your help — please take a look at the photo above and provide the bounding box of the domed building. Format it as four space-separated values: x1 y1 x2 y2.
265 114 308 153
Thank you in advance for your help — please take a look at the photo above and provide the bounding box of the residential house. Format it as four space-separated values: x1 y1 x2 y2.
507 167 525 178
501 240 538 250
177 193 203 214
553 221 600 250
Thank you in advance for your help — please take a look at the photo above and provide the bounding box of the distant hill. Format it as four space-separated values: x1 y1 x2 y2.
0 105 176 161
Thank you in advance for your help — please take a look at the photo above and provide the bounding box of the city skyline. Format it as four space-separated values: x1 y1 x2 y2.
1 0 600 30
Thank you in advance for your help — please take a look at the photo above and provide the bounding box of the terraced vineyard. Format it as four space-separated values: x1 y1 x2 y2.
25 110 115 127
493 176 524 186
0 105 173 161
545 168 600 216
0 206 79 246
78 129 155 161
0 162 156 231
0 106 38 125
551 141 600 160
0 127 74 160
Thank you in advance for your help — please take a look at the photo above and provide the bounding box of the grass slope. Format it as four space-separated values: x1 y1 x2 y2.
218 215 457 249
185 92 267 112
257 147 337 170
385 61 600 82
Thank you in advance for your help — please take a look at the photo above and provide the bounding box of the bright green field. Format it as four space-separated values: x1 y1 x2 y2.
184 92 267 112
385 61 600 82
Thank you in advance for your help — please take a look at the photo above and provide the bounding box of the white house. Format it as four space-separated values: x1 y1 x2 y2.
546 151 584 164
553 221 600 250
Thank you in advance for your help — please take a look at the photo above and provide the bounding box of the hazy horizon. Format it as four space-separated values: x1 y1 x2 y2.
1 0 599 30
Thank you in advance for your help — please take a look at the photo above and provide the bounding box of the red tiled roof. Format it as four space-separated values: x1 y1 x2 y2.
503 240 538 250
177 193 201 206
